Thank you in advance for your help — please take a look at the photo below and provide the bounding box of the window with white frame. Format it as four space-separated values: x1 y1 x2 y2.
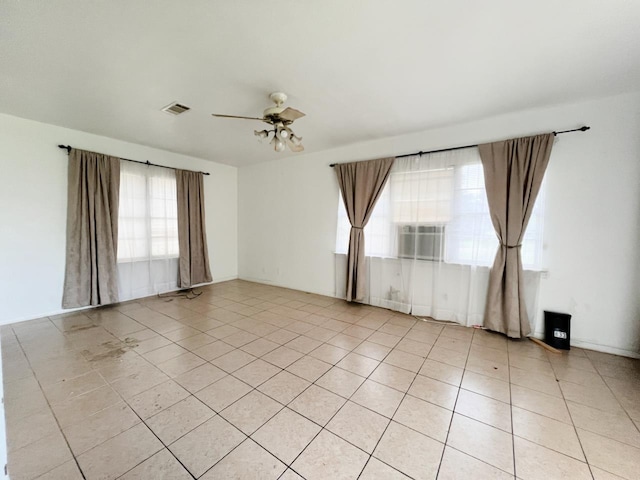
335 148 545 270
117 162 179 262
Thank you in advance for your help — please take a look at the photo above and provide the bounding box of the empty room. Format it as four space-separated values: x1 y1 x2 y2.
1 1 639 479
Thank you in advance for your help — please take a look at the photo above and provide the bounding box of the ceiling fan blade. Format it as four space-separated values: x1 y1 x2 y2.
278 107 306 122
212 113 266 121
287 138 305 152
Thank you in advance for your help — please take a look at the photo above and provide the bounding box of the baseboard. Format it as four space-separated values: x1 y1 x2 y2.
1 275 240 327
531 332 639 359
237 275 339 300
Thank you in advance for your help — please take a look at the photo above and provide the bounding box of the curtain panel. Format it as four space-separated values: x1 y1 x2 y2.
334 157 395 302
479 133 554 338
176 169 212 288
62 148 121 308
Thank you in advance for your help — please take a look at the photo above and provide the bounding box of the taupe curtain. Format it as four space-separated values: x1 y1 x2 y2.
335 157 395 302
62 149 120 308
176 170 212 288
479 133 554 338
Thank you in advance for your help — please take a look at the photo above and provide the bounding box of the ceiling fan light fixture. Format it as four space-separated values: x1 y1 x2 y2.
254 129 269 139
274 138 285 152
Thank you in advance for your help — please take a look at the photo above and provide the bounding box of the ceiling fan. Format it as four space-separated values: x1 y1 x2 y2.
212 92 305 152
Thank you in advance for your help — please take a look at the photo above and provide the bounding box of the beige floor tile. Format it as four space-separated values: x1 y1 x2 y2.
207 324 242 339
468 344 509 365
77 423 163 480
285 335 323 354
359 457 411 479
408 375 459 410
577 428 640 479
110 364 170 399
162 326 201 342
455 389 512 433
434 336 471 354
308 343 349 364
211 348 256 373
304 326 337 342
175 332 216 350
63 402 141 455
262 345 305 368
51 384 122 427
511 384 572 424
590 467 629 480
394 338 432 357
195 375 252 411
509 354 555 377
342 325 375 340
143 343 188 365
373 421 443 480
264 328 300 345
41 370 106 404
512 406 585 460
384 349 425 373
351 379 404 418
549 353 598 373
327 401 389 453
240 337 281 357
134 335 173 355
336 352 380 377
316 367 366 399
510 366 563 397
460 370 510 403
404 328 439 346
232 358 281 387
514 436 591 480
289 384 346 426
560 381 625 414
286 355 332 382
174 362 227 393
447 414 514 474
8 430 73 480
156 351 206 377
192 340 235 361
6 409 60 452
419 359 463 386
354 340 392 361
370 362 417 392
292 429 369 480
200 438 286 479
368 331 401 348
145 396 215 444
252 408 322 464
119 448 192 479
128 380 190 419
438 446 513 480
258 370 311 404
220 390 283 434
465 356 510 382
553 364 607 387
393 394 452 442
36 459 84 480
428 346 467 369
326 333 363 350
567 401 640 448
472 331 508 351
169 415 245 477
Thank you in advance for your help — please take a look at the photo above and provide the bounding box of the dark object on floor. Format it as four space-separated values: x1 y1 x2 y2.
544 310 571 350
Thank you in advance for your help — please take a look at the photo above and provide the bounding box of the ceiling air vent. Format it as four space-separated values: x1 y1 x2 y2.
162 102 191 115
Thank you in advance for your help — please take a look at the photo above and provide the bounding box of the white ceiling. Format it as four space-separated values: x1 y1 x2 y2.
1 1 639 166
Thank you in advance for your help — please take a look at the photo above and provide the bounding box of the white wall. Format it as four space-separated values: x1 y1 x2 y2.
239 91 640 357
0 114 238 324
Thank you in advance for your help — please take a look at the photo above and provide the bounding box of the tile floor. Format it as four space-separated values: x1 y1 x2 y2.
2 280 640 480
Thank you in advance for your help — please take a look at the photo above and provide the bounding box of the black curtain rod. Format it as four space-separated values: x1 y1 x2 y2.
329 126 590 167
57 145 211 176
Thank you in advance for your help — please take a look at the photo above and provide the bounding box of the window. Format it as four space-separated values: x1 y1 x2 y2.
117 162 178 262
335 148 545 270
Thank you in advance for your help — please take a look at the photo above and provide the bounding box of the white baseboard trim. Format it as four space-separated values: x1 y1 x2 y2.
237 276 339 300
1 275 240 327
531 332 639 359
